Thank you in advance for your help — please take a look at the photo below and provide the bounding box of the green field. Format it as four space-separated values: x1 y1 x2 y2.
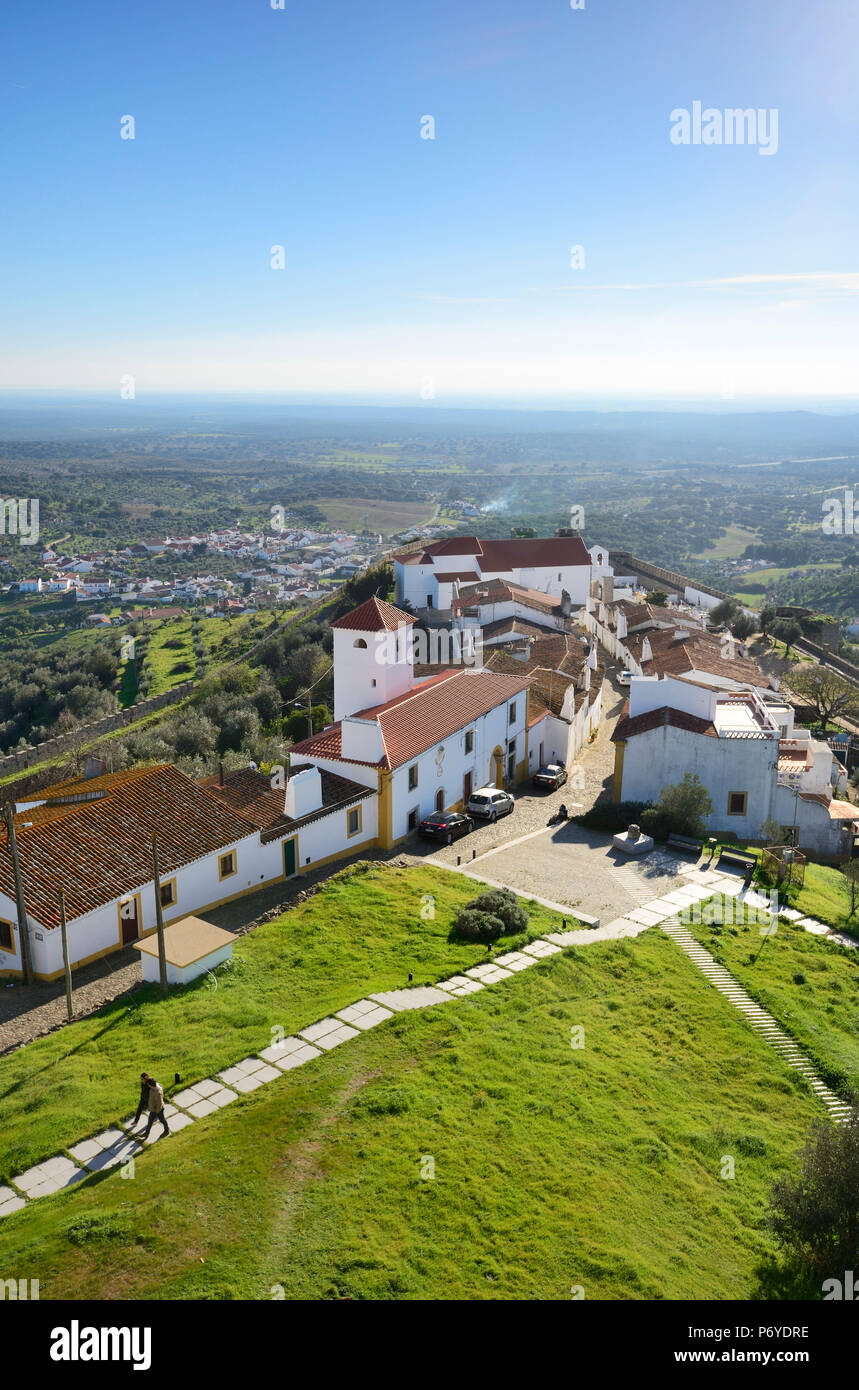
0 908 821 1300
312 497 437 535
691 524 761 561
686 900 859 1095
0 865 576 1182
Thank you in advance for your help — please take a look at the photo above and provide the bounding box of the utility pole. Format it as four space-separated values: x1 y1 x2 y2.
4 802 33 985
307 691 312 739
58 887 73 1021
151 834 169 996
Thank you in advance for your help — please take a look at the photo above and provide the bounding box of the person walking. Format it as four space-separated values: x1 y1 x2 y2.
142 1077 170 1139
132 1072 151 1128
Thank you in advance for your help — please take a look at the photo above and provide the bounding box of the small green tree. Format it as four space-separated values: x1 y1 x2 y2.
842 860 859 917
759 603 777 639
788 664 859 728
761 818 788 847
656 771 713 838
768 1111 859 1283
772 618 803 659
730 612 758 642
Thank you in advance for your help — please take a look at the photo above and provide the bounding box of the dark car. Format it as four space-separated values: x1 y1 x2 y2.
418 810 474 845
532 763 568 791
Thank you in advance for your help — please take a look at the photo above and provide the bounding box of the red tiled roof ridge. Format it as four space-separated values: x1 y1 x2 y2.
330 595 417 632
612 703 718 742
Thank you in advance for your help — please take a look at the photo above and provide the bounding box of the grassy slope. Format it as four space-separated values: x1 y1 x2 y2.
790 861 859 938
143 619 196 694
685 905 859 1094
0 865 576 1181
0 929 820 1300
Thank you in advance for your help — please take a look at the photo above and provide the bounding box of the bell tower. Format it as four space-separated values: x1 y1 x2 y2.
331 597 417 721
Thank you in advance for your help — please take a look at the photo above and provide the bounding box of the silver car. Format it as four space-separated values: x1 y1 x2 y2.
466 787 515 822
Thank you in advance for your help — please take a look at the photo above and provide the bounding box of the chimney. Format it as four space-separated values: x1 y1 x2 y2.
641 636 653 664
218 761 225 788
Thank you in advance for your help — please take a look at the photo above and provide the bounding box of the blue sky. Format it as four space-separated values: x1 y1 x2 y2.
1 0 857 399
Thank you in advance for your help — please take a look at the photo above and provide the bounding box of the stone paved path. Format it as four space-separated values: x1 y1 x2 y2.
2 857 853 1223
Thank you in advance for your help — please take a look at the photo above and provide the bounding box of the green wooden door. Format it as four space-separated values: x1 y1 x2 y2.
283 838 297 878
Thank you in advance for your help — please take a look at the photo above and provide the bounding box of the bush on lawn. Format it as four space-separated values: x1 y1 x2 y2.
453 889 529 942
454 908 506 942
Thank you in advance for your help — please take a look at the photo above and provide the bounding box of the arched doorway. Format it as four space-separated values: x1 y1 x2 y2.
491 745 504 788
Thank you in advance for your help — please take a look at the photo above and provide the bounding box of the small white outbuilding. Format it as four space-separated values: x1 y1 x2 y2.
133 916 234 986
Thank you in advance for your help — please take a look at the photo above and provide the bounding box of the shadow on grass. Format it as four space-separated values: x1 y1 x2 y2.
751 1258 822 1301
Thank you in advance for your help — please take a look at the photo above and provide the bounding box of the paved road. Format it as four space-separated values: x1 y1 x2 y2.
424 821 688 924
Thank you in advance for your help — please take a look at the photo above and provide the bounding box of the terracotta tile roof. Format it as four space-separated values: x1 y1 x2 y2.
621 627 765 686
612 702 718 742
419 536 481 556
432 571 482 583
330 596 416 632
479 535 591 569
452 579 564 616
484 636 604 718
527 693 551 726
2 765 261 929
203 765 374 840
401 534 591 573
482 617 558 641
290 668 532 771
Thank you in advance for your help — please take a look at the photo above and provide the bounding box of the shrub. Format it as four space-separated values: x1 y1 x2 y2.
454 908 506 942
465 889 528 935
655 772 713 839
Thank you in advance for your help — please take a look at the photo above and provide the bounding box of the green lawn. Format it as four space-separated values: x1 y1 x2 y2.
685 901 859 1095
691 524 761 561
143 618 196 693
789 861 859 939
0 864 578 1183
0 925 821 1300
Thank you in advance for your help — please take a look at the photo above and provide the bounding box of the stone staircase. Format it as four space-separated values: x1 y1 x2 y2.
661 917 853 1125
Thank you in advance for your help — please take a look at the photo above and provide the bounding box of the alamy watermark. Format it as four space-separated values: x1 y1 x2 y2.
0 498 39 545
822 489 859 535
670 102 778 156
373 627 484 669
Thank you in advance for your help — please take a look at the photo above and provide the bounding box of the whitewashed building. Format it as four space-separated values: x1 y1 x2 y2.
291 596 534 846
612 673 856 858
394 533 595 612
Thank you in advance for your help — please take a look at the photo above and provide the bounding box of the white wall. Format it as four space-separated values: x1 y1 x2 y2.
0 888 23 975
24 796 379 980
334 624 413 720
619 725 776 838
684 585 723 611
389 692 527 839
629 673 713 722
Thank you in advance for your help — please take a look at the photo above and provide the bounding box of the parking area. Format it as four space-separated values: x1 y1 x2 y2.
414 821 690 924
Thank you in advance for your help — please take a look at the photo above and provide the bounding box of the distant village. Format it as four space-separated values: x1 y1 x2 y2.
2 522 390 620
1 507 488 625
